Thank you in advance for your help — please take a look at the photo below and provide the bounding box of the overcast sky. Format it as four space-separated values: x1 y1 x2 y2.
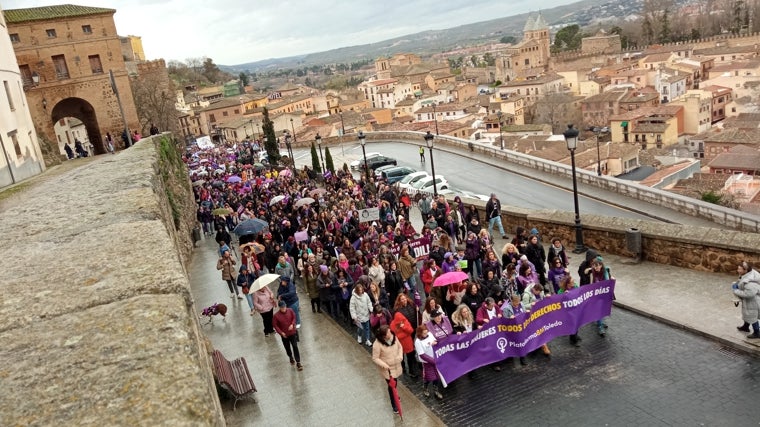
2 0 574 65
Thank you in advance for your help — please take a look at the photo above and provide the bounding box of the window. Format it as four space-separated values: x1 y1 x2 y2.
19 65 32 87
209 114 216 122
9 33 20 43
88 55 102 74
4 81 15 111
10 132 21 157
46 29 57 38
222 111 228 117
82 25 92 34
52 55 70 79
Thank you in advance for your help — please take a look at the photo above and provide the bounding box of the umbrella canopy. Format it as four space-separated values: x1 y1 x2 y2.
192 180 205 187
233 218 269 236
279 169 293 178
433 271 469 287
309 188 327 197
269 195 286 206
251 274 282 292
253 162 265 169
243 164 253 169
195 170 209 176
388 371 403 420
211 207 233 216
240 241 266 254
226 175 242 183
199 159 210 163
294 197 315 208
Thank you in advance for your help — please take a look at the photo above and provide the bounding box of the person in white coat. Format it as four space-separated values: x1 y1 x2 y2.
733 261 760 339
350 283 374 346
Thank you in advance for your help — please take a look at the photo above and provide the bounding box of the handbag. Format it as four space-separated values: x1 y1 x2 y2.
242 286 249 294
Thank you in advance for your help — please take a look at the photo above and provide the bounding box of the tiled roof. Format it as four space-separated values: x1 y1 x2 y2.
708 147 760 170
695 45 759 56
643 52 673 63
4 4 115 23
632 122 668 133
582 90 628 103
695 128 760 143
501 73 563 87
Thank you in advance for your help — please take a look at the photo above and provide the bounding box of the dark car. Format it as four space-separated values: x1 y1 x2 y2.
381 166 416 184
362 155 397 171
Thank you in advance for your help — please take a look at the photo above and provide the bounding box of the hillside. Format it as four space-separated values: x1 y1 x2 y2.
221 0 626 73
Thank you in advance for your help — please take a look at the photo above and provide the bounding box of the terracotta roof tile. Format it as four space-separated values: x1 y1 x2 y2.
4 4 115 23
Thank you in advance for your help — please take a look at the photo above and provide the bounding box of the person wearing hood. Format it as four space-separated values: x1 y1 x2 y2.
511 226 528 253
525 234 547 289
578 249 599 286
277 276 301 328
350 283 374 346
732 261 760 339
371 325 405 415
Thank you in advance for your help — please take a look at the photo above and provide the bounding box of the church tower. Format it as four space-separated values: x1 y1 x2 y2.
523 13 551 67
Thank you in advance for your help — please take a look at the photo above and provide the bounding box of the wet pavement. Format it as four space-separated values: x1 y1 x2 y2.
188 234 444 426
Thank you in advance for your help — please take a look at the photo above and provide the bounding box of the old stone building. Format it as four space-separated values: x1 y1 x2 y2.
5 4 139 160
495 14 552 83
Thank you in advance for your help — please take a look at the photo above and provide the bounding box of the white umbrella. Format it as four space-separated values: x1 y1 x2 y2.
269 195 286 206
294 197 315 208
251 274 282 292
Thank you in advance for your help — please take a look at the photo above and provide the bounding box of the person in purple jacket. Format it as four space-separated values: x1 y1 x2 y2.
425 309 453 342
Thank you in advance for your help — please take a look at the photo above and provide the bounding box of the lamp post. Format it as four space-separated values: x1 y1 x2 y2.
255 123 260 140
283 131 294 171
315 133 325 172
596 135 602 176
358 131 370 181
424 131 438 197
432 104 439 135
338 110 346 156
564 124 586 254
248 120 254 140
497 111 504 150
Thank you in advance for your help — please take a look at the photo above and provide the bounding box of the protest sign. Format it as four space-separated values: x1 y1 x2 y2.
390 235 431 260
358 207 380 223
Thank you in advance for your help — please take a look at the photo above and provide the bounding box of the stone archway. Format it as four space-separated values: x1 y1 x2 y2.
50 97 105 155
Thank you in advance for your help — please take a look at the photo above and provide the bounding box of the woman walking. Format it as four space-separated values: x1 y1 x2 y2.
732 261 760 339
371 325 404 415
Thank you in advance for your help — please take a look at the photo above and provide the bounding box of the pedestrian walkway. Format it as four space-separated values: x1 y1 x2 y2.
188 235 445 426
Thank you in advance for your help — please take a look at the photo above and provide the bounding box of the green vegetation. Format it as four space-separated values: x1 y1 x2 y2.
157 136 184 229
310 142 321 173
500 35 517 44
261 108 280 165
325 147 335 173
552 24 585 52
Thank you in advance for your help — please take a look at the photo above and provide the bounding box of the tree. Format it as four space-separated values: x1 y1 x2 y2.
239 72 249 87
325 147 335 173
530 93 583 133
483 52 496 67
202 57 224 83
261 107 280 165
130 70 179 135
658 8 672 43
310 142 321 173
553 25 584 51
500 35 517 44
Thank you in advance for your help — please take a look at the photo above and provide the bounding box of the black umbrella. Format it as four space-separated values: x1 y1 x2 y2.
233 218 269 236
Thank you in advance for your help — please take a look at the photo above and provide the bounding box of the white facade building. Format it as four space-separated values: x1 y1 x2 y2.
0 5 45 187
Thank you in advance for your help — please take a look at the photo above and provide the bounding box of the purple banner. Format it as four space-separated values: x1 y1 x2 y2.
432 280 615 385
390 236 431 261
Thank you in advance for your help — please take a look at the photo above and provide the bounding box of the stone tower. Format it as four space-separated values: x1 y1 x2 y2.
523 13 551 67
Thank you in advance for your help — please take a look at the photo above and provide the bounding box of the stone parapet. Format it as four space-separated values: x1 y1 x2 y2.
0 135 223 425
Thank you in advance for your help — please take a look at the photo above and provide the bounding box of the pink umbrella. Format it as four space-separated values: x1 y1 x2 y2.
433 271 469 287
279 169 292 178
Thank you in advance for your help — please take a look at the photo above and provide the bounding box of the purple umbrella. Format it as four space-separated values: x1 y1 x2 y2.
226 176 242 183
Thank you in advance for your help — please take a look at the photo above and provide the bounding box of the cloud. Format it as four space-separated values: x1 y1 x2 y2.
1 0 571 64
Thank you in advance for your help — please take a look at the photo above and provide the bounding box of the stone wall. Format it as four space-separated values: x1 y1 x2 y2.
0 135 224 425
455 199 760 274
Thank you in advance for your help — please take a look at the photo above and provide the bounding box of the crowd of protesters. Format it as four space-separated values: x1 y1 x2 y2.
188 138 614 414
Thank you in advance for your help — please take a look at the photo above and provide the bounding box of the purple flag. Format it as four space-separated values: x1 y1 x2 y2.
433 280 615 386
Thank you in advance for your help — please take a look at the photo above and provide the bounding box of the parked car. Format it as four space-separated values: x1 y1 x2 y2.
350 152 381 170
258 150 289 164
438 188 490 202
396 171 429 191
380 166 416 184
374 164 399 179
409 175 448 195
362 155 397 171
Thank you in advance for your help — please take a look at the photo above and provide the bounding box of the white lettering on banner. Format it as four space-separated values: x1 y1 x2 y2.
358 207 379 223
390 236 431 260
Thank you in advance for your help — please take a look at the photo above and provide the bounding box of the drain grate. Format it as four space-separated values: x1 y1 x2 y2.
717 345 744 359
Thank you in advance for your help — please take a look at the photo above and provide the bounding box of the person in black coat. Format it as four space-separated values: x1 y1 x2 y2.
384 261 405 308
460 283 484 317
524 234 547 288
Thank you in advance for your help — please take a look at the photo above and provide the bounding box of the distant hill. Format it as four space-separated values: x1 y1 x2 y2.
221 0 628 73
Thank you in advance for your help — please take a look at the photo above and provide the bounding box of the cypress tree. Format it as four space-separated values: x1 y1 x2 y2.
325 147 335 173
310 142 321 173
262 107 280 165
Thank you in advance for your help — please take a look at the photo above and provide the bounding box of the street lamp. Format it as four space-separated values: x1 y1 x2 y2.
431 103 439 135
564 124 586 254
248 120 254 140
255 123 260 140
596 135 602 176
358 131 370 181
283 130 294 171
497 111 504 150
424 131 438 198
315 133 325 172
